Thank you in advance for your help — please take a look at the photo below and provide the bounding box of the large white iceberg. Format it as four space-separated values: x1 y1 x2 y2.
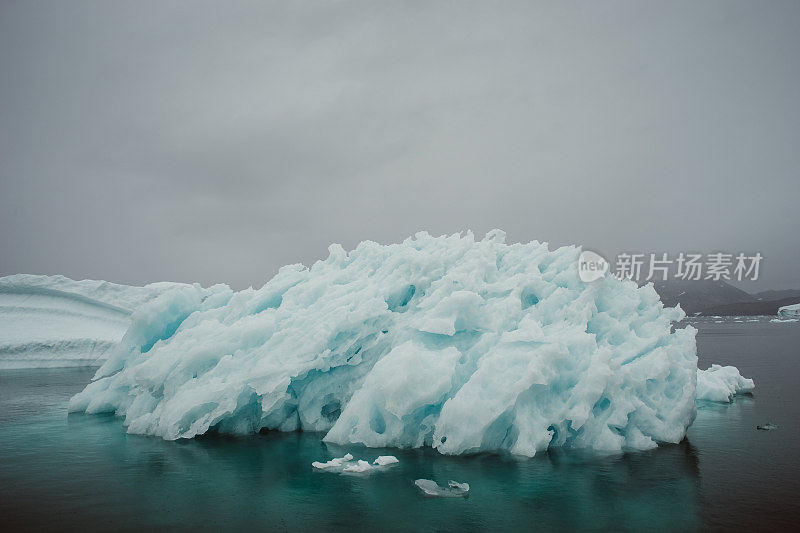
69 231 750 456
0 274 198 369
777 303 800 318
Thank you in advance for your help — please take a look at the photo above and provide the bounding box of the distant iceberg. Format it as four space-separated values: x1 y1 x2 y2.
69 231 752 456
777 303 800 318
0 274 200 369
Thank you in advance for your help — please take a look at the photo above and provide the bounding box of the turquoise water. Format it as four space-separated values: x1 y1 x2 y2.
1 320 798 531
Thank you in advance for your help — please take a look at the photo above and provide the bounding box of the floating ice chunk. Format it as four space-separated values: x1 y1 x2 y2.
448 480 470 491
69 230 752 456
770 318 798 323
312 453 354 470
414 479 470 497
414 479 439 496
342 460 373 473
696 365 755 402
314 454 397 474
756 423 778 431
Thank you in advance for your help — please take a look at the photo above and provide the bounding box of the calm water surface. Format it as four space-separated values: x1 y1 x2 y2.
1 319 798 531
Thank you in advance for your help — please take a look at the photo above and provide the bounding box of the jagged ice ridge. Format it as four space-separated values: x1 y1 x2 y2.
68 231 753 456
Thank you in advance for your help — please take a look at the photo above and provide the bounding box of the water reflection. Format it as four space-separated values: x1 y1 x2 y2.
7 318 800 530
0 368 705 531
2 407 704 531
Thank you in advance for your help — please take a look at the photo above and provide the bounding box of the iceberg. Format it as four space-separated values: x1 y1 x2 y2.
69 231 750 456
0 274 201 369
777 303 800 318
696 365 755 402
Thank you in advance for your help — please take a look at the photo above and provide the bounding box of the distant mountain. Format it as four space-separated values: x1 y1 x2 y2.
652 280 754 315
652 279 800 316
698 297 800 317
751 289 800 301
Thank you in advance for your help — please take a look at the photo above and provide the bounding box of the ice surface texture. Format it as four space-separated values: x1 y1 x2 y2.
69 231 747 456
0 274 198 368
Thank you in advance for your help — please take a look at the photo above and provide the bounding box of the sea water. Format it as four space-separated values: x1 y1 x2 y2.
1 319 798 531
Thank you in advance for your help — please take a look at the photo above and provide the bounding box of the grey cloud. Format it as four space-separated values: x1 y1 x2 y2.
1 0 798 291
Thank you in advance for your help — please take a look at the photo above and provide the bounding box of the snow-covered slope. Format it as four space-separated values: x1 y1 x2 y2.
68 231 754 456
0 274 197 368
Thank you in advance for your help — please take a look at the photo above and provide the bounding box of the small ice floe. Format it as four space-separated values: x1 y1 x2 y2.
311 453 354 471
414 479 470 498
770 318 799 323
756 423 778 431
343 460 373 473
312 454 399 475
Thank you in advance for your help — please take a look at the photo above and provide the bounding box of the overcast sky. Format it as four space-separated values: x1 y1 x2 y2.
1 0 798 291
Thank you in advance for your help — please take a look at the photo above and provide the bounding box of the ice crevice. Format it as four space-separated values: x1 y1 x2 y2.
68 231 754 456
